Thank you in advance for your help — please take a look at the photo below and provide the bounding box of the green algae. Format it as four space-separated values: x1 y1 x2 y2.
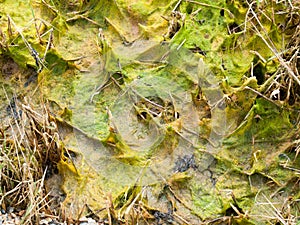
1 0 300 223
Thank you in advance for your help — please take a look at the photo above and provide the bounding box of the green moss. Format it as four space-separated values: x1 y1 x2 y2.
251 98 293 139
8 43 35 68
44 49 68 74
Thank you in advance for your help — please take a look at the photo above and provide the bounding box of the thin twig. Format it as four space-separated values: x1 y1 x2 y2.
130 88 164 110
173 0 182 12
244 86 282 107
41 0 59 15
42 28 53 61
186 0 234 18
176 38 186 50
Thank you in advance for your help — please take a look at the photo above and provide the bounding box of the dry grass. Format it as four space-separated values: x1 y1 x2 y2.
241 1 300 224
244 0 300 106
0 99 61 224
250 193 299 225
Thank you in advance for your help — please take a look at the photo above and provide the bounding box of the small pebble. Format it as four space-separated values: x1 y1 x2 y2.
40 217 53 225
7 207 14 214
79 217 98 225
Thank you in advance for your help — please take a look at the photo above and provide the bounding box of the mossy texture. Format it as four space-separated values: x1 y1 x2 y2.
0 0 299 223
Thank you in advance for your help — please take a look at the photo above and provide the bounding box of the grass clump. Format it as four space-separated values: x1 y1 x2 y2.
0 100 61 224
